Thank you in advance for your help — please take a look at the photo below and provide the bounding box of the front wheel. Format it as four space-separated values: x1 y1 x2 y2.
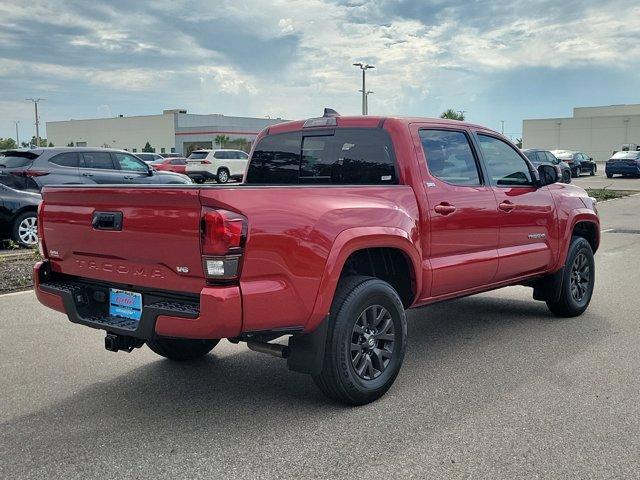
313 276 407 405
606 173 613 178
146 338 219 361
546 236 595 317
590 167 596 176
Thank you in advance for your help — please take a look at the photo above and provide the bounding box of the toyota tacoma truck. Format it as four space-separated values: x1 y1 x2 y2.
34 111 599 405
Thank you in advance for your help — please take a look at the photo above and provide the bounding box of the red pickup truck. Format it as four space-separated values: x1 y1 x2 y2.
34 111 599 405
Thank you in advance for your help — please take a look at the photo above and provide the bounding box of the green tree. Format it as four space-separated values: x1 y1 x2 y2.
67 141 75 147
214 135 230 148
0 138 17 150
440 109 465 121
142 141 155 152
27 136 49 147
48 142 54 147
515 138 523 148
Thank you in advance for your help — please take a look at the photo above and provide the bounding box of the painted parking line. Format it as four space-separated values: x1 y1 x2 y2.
0 289 33 298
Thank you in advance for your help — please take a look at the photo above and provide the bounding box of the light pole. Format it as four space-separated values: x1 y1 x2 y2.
13 120 20 146
500 120 505 135
359 90 374 115
26 98 45 147
353 62 375 115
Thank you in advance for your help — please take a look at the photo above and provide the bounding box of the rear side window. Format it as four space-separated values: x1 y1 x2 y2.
420 130 481 186
49 152 79 167
0 152 38 168
81 152 114 170
246 129 397 185
477 134 532 186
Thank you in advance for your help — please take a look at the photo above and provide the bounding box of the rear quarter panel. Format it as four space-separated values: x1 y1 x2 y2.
199 185 420 332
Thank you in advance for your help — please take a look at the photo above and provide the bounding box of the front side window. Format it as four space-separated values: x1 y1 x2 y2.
420 129 481 186
477 134 532 186
113 152 148 172
81 152 114 170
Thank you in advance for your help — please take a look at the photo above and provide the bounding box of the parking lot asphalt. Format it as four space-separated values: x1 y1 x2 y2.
573 170 640 191
1 196 639 479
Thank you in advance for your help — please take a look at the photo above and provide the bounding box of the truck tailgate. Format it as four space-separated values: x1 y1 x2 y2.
41 187 205 293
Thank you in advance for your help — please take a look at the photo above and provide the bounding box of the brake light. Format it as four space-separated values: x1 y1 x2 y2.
201 208 247 281
200 160 211 165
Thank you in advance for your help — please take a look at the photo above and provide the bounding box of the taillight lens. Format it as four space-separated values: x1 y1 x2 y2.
37 202 46 258
201 208 247 281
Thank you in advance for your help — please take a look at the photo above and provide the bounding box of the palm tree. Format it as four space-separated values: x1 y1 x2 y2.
215 135 230 148
440 109 465 121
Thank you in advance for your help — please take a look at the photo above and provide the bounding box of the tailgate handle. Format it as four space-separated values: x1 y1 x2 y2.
92 211 123 231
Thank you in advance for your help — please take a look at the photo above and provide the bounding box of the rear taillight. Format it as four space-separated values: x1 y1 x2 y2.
37 202 46 258
200 160 211 165
201 208 247 281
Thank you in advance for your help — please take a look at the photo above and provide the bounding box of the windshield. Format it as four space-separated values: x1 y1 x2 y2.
0 151 39 168
188 152 209 160
612 151 640 160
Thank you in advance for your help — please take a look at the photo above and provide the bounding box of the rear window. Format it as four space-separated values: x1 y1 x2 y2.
0 152 39 168
246 128 397 185
188 152 209 160
611 151 640 159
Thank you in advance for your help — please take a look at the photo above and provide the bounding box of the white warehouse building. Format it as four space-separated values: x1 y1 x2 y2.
522 104 640 163
46 109 287 155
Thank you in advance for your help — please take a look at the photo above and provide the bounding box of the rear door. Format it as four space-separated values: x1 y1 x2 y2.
415 126 500 297
475 133 559 281
79 151 125 184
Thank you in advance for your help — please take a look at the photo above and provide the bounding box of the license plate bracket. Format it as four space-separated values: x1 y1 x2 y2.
109 288 142 322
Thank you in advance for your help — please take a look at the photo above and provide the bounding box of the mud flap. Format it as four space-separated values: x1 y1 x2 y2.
287 316 329 376
532 267 565 303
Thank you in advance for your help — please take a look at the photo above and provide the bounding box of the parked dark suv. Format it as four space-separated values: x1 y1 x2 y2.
0 148 192 191
521 149 572 184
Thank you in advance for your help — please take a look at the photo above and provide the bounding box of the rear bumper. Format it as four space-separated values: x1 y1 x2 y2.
34 261 242 340
605 164 640 175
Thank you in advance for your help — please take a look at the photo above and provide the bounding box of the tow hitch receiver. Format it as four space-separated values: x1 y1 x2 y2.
105 333 144 353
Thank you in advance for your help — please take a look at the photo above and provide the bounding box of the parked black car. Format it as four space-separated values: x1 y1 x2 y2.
0 182 41 247
551 150 597 177
605 150 640 178
521 149 572 184
0 148 192 192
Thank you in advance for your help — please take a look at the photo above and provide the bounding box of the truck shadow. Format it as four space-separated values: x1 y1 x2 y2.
3 292 610 469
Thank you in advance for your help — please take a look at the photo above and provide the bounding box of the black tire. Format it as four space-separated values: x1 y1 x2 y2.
313 276 407 405
146 338 219 361
12 211 38 247
606 173 613 178
216 168 230 184
562 171 572 184
193 177 205 184
589 166 595 176
546 236 595 317
571 168 579 178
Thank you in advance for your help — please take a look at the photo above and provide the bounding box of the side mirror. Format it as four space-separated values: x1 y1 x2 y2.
537 164 559 186
589 157 593 161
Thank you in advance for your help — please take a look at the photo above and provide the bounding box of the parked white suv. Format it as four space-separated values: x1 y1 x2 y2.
185 149 249 183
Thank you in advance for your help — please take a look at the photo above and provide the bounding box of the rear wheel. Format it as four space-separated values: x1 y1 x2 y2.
313 276 407 405
146 338 219 361
590 166 596 176
546 236 595 317
562 170 571 183
571 168 579 178
12 211 38 247
216 169 229 184
606 173 613 178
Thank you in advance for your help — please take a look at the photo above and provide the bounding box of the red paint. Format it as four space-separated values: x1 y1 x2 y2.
36 116 599 339
153 158 187 174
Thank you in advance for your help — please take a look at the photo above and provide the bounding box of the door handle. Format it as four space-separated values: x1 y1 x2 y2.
82 172 94 177
123 175 135 180
434 203 456 215
499 201 516 212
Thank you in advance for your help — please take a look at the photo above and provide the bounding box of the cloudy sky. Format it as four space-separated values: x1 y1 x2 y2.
1 0 639 142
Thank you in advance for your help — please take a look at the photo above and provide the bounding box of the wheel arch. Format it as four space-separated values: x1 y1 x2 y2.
304 227 421 333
